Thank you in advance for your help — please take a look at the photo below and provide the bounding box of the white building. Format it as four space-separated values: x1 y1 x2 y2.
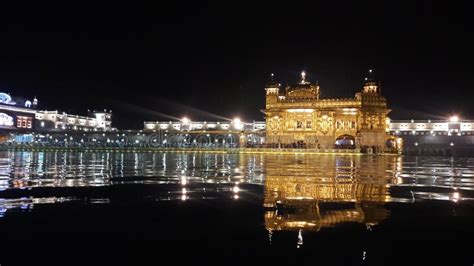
35 109 114 131
388 117 474 136
0 92 37 131
143 119 266 132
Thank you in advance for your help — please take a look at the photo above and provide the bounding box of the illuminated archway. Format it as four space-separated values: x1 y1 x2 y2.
335 135 356 149
385 138 395 148
193 134 211 147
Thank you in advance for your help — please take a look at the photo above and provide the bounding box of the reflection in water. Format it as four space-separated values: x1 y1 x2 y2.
262 155 474 247
263 155 396 247
0 151 267 215
0 197 75 217
0 151 473 235
0 151 265 189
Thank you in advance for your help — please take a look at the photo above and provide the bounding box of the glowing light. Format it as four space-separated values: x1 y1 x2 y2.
450 142 454 146
0 113 14 126
182 117 190 124
300 71 306 83
452 192 460 202
343 108 358 112
450 116 459 123
233 186 240 193
233 117 243 129
0 93 12 103
297 229 303 248
286 109 314 113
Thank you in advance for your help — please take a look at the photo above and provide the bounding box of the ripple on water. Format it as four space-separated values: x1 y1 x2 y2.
0 151 473 224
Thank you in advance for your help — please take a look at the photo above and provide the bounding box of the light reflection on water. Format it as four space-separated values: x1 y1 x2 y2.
0 151 265 188
1 151 474 229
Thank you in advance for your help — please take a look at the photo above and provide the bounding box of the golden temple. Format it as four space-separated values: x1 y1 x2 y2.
264 70 393 151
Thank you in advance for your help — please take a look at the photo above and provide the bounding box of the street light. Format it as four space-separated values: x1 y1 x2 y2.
182 117 190 124
233 117 243 130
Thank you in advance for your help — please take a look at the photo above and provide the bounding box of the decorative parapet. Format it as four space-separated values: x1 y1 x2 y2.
143 120 267 132
389 119 474 134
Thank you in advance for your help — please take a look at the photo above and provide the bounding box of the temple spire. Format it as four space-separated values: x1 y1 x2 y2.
365 68 375 82
265 72 280 94
300 71 307 84
363 68 379 94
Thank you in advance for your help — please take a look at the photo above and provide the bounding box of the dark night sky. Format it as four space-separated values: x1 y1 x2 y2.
0 1 473 128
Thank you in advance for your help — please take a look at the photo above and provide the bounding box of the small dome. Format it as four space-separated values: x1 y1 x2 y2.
265 73 280 88
283 72 320 99
0 92 12 103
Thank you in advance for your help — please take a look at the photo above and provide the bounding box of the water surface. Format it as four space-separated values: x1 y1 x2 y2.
0 151 473 265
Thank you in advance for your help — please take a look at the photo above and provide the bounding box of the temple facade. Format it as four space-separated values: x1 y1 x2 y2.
264 70 392 149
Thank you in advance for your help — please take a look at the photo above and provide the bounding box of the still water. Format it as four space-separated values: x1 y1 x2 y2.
0 151 473 265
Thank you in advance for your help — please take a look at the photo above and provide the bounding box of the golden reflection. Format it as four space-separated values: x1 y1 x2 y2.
264 155 399 232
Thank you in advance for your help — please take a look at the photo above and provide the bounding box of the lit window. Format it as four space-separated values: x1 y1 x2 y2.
351 121 356 129
16 116 33 129
296 121 303 129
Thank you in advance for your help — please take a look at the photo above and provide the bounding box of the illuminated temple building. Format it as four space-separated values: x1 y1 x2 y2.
264 70 392 149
